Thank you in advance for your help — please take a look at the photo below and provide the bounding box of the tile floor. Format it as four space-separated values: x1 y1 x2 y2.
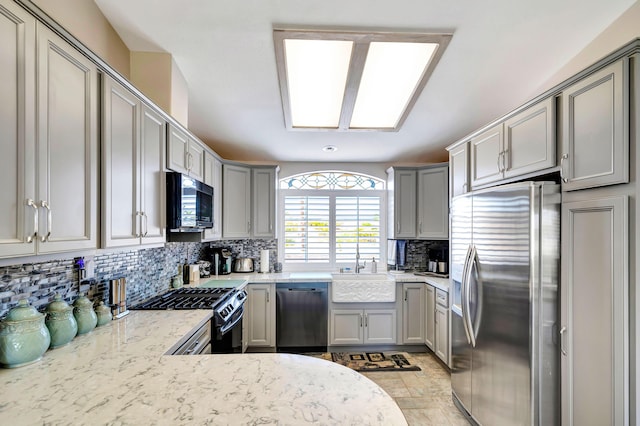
360 351 469 425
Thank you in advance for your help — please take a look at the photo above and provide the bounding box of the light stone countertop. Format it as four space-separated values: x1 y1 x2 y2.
0 310 407 425
212 271 450 292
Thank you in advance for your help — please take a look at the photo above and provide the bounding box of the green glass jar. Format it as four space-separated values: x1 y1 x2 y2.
73 295 97 335
44 294 78 348
94 301 112 327
0 299 51 368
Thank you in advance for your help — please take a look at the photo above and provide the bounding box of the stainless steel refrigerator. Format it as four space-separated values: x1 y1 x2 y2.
450 181 560 425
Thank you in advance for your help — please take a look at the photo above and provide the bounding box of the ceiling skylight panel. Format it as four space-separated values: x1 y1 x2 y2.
284 39 353 128
350 42 438 129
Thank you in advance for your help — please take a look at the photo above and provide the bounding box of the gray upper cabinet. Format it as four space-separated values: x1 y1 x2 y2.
102 77 166 248
449 142 469 198
387 168 417 239
252 168 276 238
0 1 36 258
35 23 98 255
469 97 555 189
503 97 555 178
560 59 628 191
223 164 277 239
0 4 98 258
167 124 205 182
223 164 252 238
203 151 223 240
470 123 503 188
417 164 449 239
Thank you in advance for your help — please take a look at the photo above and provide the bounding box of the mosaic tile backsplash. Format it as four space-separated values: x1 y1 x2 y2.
0 240 277 318
0 238 438 317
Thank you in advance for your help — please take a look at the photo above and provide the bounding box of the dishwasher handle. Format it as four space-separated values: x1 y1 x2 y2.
285 288 319 292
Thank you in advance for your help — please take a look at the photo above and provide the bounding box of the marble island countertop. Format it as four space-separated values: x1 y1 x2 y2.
0 310 407 425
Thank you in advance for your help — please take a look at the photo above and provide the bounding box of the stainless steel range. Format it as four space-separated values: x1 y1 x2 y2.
132 287 247 353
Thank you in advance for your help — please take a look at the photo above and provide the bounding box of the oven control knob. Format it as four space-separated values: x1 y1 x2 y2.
220 310 228 318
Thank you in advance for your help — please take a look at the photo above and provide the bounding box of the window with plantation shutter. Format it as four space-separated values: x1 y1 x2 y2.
335 196 381 262
283 196 330 263
279 171 385 270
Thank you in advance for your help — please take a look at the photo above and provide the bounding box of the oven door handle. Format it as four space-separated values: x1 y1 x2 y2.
219 306 244 335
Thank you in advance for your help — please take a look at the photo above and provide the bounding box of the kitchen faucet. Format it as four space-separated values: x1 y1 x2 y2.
355 244 366 273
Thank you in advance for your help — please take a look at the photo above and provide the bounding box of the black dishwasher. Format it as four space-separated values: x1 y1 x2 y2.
276 282 328 352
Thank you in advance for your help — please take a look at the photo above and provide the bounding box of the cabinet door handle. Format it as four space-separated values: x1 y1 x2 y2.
419 222 422 234
397 221 401 233
560 153 569 183
359 314 363 327
40 200 52 242
364 314 368 327
26 199 38 243
266 291 269 303
404 290 408 301
135 212 140 238
497 151 502 172
142 211 148 237
559 326 567 356
502 149 508 172
247 221 251 232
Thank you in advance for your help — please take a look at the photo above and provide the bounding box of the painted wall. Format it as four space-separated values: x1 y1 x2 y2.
31 0 130 78
130 51 173 113
171 58 189 126
536 2 640 94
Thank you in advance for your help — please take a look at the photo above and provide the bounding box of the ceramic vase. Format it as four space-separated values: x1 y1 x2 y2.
0 299 51 368
73 295 97 335
44 294 78 348
94 301 112 327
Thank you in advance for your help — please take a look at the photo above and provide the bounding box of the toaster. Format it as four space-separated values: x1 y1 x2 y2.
233 257 254 273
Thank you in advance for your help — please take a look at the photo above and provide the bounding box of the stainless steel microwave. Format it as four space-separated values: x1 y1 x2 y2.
166 172 213 231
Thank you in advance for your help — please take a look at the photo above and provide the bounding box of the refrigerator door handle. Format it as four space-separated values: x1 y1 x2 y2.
460 245 474 345
464 245 477 348
559 326 567 356
468 246 482 344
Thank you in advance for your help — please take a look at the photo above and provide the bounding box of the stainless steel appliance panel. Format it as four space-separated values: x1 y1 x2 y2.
276 282 328 349
450 181 560 426
471 186 533 426
450 192 473 414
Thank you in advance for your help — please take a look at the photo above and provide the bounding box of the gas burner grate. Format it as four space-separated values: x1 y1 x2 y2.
132 287 236 310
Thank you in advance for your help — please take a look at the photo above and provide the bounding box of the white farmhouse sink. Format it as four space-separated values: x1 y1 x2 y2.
331 273 395 303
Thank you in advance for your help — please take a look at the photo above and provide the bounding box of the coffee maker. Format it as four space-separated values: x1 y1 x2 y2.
211 248 232 275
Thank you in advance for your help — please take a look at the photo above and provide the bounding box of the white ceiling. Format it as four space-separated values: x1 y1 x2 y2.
95 0 634 163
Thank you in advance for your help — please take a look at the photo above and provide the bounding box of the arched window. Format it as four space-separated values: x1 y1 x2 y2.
279 171 386 271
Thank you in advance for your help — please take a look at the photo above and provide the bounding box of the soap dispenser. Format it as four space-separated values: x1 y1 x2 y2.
371 257 377 273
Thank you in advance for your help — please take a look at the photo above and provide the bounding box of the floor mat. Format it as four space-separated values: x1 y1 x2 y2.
314 352 421 372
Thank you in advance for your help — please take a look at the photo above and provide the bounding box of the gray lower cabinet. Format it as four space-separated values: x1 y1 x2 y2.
560 59 629 191
203 151 222 240
402 283 425 344
424 285 435 350
0 9 99 259
245 283 275 348
102 76 166 247
434 298 449 364
417 164 449 239
330 309 396 345
561 194 628 425
223 164 276 239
